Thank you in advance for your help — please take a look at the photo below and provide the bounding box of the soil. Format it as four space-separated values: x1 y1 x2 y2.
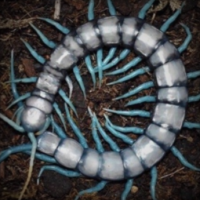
0 0 200 200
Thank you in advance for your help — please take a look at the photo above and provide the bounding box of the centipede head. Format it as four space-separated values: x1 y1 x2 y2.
21 107 47 132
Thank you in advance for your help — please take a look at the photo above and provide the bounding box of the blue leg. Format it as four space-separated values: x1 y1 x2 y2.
25 150 57 164
0 113 24 132
187 70 200 79
21 39 46 64
92 112 120 152
37 117 51 135
0 144 32 162
121 179 133 200
150 166 157 200
107 67 150 85
75 180 108 200
64 104 88 148
104 108 151 118
29 23 56 48
183 122 200 129
38 17 70 34
10 77 37 83
53 103 67 131
160 3 185 32
104 115 144 134
138 0 155 19
58 89 77 116
126 96 156 106
37 165 81 185
88 107 104 153
188 94 200 102
114 81 154 100
171 146 200 171
104 115 134 144
94 49 130 73
7 92 31 109
51 119 67 139
73 66 86 98
15 107 24 125
85 55 96 87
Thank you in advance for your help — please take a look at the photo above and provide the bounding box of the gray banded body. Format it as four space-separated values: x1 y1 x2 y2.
21 16 187 179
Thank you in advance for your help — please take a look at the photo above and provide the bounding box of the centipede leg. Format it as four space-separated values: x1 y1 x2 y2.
75 180 108 200
171 147 200 171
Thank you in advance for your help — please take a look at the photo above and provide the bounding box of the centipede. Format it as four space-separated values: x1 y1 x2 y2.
0 0 200 200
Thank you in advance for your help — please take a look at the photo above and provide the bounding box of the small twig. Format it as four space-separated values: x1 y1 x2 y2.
54 0 61 20
159 167 185 180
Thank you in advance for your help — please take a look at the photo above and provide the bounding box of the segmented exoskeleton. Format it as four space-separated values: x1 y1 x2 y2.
0 0 200 200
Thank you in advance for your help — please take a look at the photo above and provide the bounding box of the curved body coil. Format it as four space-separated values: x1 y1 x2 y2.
22 16 188 180
1 1 200 199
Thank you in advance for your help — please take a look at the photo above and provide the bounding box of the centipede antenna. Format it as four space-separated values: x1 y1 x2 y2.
0 113 24 132
104 117 133 144
51 119 67 139
187 70 200 79
65 75 73 99
7 92 31 110
183 122 200 129
58 89 77 116
188 94 200 102
38 17 70 34
160 3 184 32
75 180 108 200
88 107 104 153
9 77 37 84
126 96 156 106
37 165 81 185
10 50 23 107
178 24 192 53
107 67 150 85
150 166 157 200
29 23 57 49
114 81 154 100
85 55 96 87
0 144 32 162
73 66 86 98
104 115 144 134
53 102 67 131
94 113 120 152
19 132 37 200
104 108 151 118
138 0 155 19
121 179 133 200
64 104 88 148
171 146 200 171
88 0 94 20
21 38 46 64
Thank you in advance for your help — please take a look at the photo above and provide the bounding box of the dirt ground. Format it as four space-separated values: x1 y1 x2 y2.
0 0 200 200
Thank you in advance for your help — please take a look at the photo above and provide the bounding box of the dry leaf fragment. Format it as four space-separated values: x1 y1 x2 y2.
0 18 35 29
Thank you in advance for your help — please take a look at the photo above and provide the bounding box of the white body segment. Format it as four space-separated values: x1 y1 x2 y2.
32 16 187 180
